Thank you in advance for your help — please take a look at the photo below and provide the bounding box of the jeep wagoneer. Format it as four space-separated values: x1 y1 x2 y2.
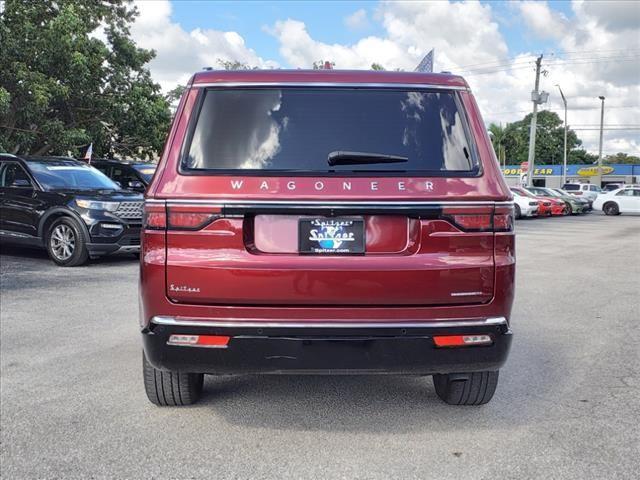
140 69 515 406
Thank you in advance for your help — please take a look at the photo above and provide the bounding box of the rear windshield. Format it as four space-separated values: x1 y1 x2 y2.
562 184 580 191
183 88 478 175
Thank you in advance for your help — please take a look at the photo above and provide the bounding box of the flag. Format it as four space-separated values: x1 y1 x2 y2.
84 143 93 164
414 49 434 73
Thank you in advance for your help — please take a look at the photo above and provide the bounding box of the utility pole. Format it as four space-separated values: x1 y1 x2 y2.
556 85 568 185
526 55 548 187
595 96 605 187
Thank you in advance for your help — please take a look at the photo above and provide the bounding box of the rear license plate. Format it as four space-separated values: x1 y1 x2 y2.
299 217 365 254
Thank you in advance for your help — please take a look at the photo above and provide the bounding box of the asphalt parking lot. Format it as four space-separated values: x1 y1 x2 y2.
1 213 639 479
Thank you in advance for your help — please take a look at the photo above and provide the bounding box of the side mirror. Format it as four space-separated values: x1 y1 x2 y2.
11 179 32 188
127 180 145 192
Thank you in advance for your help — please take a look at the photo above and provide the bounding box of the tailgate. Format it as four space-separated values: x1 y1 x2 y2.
163 201 498 306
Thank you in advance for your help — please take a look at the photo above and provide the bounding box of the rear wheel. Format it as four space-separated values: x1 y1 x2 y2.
143 352 204 406
46 217 89 267
603 202 619 216
514 204 521 219
563 203 572 215
433 371 499 405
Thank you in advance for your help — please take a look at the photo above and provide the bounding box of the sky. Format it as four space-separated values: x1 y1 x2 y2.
129 0 640 157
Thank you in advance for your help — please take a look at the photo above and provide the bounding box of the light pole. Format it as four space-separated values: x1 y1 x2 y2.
596 96 605 187
526 55 548 186
556 85 568 185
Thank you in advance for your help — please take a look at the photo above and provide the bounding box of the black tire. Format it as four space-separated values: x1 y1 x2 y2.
603 202 619 216
564 203 572 215
514 204 521 219
143 352 203 406
433 371 499 405
46 217 89 267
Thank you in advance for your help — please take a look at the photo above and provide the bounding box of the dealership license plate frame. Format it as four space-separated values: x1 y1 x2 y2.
298 217 366 255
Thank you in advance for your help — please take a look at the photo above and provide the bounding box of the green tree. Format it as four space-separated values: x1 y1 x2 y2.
0 0 171 159
604 152 640 164
501 111 583 164
488 123 507 165
313 60 335 70
568 148 598 165
216 59 256 70
371 63 385 71
165 85 186 106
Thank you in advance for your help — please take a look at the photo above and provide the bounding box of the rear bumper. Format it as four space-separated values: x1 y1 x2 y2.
142 316 512 375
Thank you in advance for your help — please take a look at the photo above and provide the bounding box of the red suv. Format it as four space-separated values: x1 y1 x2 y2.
140 70 515 406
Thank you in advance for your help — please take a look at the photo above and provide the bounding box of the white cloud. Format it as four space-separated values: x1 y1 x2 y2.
344 9 369 30
266 0 639 155
270 19 407 69
129 0 639 156
518 1 568 40
579 0 640 32
130 0 278 91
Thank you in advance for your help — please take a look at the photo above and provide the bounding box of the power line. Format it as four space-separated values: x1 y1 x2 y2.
443 48 640 73
485 106 640 116
457 53 640 77
571 127 640 131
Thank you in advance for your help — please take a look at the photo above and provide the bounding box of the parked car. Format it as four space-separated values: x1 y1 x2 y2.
593 186 640 215
562 183 601 204
0 154 143 266
552 188 592 211
139 69 515 407
89 158 156 193
511 186 566 216
510 188 539 218
602 183 625 193
526 186 584 214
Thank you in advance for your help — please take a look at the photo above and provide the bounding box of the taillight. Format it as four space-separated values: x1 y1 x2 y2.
574 191 583 195
494 205 515 232
443 205 514 233
450 214 492 231
167 205 222 230
168 212 218 230
145 202 224 231
143 203 166 230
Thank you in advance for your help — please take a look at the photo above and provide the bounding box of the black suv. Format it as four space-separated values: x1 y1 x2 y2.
89 158 156 193
0 154 143 266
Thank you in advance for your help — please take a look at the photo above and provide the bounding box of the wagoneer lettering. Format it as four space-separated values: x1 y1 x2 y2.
140 69 515 407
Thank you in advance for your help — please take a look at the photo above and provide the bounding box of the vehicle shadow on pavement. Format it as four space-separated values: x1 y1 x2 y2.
0 244 138 267
0 245 138 292
193 334 566 434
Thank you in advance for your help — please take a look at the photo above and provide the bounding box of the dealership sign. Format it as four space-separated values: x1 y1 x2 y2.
502 164 637 177
502 166 560 176
576 166 614 177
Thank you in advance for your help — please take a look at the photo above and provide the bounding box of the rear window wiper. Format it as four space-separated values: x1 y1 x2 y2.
328 151 408 167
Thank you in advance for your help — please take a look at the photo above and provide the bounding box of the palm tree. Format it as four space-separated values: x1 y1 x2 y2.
488 123 507 166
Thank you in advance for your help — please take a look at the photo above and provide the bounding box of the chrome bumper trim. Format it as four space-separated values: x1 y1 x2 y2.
150 316 507 329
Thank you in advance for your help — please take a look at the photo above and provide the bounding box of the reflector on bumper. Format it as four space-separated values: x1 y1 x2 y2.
433 334 492 347
167 334 230 348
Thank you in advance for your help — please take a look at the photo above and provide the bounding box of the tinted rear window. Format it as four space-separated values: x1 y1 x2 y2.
133 164 157 182
183 88 478 174
562 184 580 191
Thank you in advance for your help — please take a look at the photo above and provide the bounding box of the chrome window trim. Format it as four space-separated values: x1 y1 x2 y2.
192 82 469 92
151 316 507 329
146 199 513 207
